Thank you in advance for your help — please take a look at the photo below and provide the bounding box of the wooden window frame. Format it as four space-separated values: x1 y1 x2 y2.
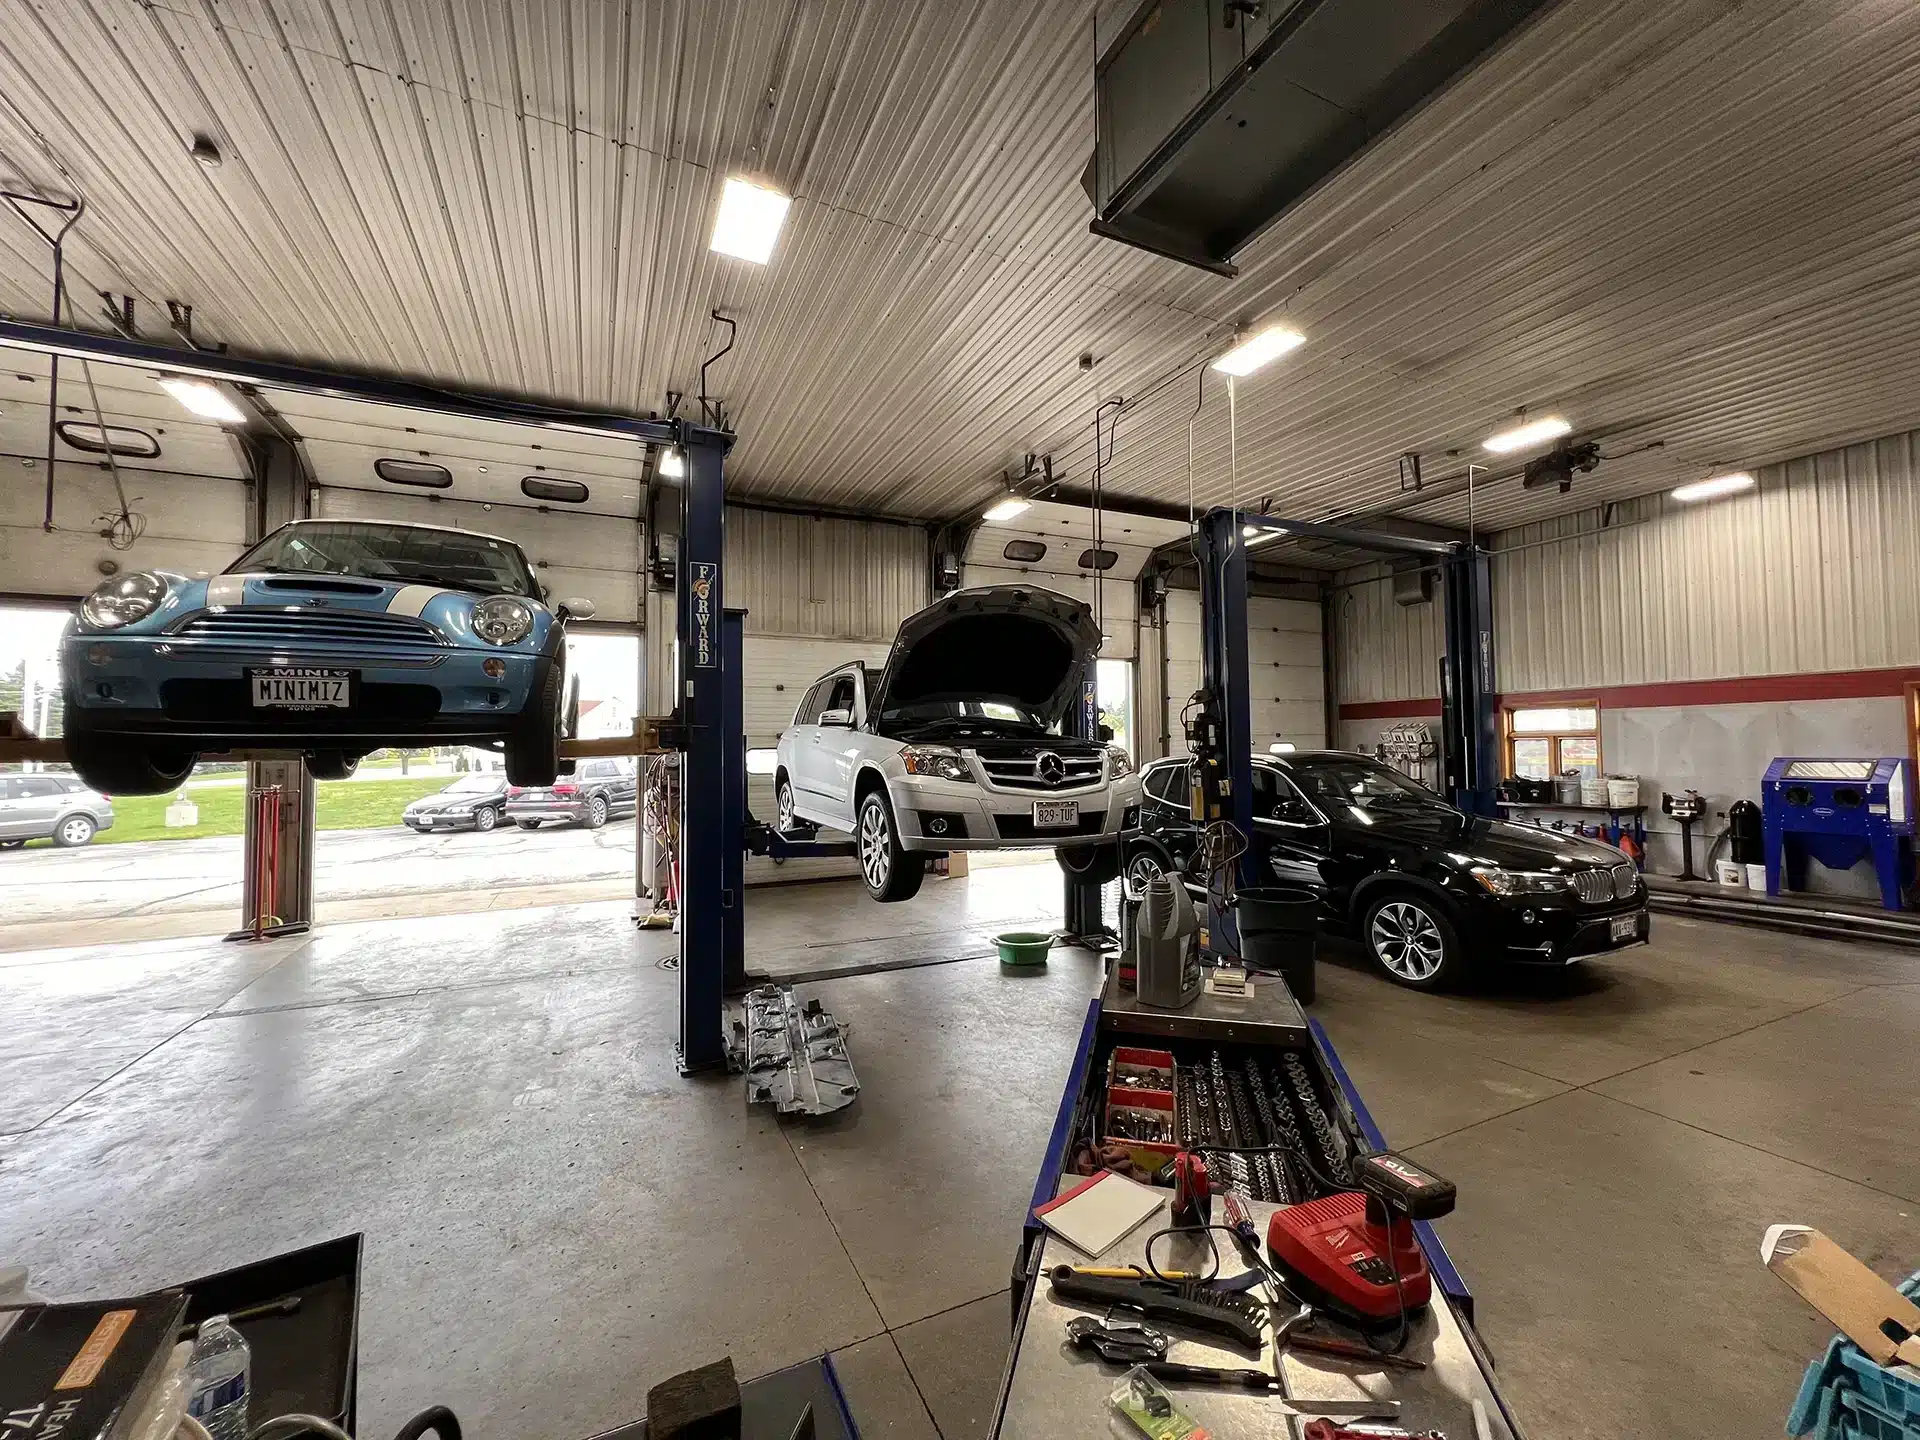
1503 699 1603 779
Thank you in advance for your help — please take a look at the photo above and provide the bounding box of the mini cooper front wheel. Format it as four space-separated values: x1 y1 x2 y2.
858 788 924 903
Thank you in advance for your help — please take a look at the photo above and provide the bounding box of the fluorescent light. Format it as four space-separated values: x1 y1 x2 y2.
983 498 1030 522
1483 416 1571 454
709 177 791 264
1211 326 1306 377
657 448 685 479
1242 523 1287 547
1672 471 1754 503
157 376 246 425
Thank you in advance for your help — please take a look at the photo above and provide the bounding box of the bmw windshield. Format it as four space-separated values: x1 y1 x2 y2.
229 522 539 598
1287 757 1449 814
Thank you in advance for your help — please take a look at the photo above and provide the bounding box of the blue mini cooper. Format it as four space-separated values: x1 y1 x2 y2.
60 519 591 795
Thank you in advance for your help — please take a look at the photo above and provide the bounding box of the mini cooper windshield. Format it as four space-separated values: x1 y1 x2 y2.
229 521 539 598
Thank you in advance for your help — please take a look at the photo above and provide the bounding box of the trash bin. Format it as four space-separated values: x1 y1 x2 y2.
1234 886 1319 1004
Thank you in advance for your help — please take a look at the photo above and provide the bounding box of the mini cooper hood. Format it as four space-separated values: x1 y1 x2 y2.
868 585 1102 726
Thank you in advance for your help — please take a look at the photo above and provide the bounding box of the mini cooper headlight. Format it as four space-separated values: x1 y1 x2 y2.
80 571 169 629
472 596 534 645
1107 746 1134 778
900 746 969 781
1470 866 1570 897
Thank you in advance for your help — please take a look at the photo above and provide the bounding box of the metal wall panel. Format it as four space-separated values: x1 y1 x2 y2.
725 506 926 642
1331 562 1445 704
1492 431 1920 691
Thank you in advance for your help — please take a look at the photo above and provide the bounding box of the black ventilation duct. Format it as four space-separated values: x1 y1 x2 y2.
1087 0 1556 275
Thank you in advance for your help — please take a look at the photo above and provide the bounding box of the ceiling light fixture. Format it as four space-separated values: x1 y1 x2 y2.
156 375 246 425
1211 325 1305 376
657 448 685 479
1483 416 1571 454
710 177 792 264
1241 522 1287 547
1672 471 1755 503
983 498 1031 523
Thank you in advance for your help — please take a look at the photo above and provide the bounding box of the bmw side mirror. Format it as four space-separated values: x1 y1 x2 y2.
818 708 854 727
1274 799 1312 824
557 597 597 621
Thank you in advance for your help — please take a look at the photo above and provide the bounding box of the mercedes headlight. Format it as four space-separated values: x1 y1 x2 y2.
900 746 969 781
1471 866 1570 897
80 571 169 630
1107 746 1134 779
472 596 534 645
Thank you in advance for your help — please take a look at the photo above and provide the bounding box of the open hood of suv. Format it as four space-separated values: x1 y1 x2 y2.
868 585 1102 728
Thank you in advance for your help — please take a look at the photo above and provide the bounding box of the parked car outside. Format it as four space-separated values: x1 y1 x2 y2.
505 757 637 830
774 585 1142 902
0 773 115 848
402 772 511 833
1128 751 1650 989
59 519 594 796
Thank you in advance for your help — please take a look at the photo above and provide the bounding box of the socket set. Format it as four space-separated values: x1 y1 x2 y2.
1176 1048 1353 1204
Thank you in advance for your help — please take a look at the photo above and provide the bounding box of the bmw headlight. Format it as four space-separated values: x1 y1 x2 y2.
1107 745 1134 779
900 746 969 781
1471 866 1570 897
80 571 169 629
472 596 534 645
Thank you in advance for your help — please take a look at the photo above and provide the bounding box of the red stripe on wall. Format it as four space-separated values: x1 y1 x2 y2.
1340 667 1920 721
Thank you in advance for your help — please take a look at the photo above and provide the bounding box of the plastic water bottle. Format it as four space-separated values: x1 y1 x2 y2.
185 1316 251 1440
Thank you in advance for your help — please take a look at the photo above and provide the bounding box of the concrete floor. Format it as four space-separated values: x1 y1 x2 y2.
1 871 1916 1440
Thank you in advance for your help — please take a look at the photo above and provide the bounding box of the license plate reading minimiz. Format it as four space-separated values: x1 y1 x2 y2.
1611 914 1639 941
1033 800 1079 829
252 671 350 708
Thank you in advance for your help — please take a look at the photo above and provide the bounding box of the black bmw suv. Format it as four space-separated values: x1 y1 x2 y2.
1129 751 1650 989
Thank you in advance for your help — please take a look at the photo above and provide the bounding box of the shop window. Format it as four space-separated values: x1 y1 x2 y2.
1506 703 1600 780
522 475 589 503
376 458 453 489
56 421 161 458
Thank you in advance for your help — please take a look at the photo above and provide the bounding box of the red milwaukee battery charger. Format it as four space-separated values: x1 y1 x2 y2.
1266 1151 1457 1329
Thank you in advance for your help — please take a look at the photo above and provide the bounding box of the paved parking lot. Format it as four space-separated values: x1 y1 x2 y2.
0 820 638 929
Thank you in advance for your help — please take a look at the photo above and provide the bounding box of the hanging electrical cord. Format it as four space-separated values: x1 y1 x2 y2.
78 356 145 549
2 186 86 532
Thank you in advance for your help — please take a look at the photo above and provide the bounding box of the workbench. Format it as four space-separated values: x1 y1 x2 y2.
1496 799 1646 853
992 970 1524 1440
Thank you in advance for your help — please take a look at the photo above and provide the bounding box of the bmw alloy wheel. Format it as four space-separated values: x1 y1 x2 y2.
1126 850 1166 897
1371 901 1446 982
859 800 891 890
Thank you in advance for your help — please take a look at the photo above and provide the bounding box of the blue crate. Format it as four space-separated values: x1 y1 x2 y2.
1788 1271 1920 1439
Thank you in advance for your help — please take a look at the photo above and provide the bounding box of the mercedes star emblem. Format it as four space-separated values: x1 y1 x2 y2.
1036 751 1066 784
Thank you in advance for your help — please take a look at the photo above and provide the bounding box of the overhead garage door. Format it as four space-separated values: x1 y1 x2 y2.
1165 591 1326 752
313 487 642 624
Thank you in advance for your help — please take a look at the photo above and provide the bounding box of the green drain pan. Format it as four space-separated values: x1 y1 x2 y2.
994 931 1054 966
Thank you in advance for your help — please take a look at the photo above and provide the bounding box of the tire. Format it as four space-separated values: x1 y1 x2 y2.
857 787 924 903
304 750 359 781
506 658 563 787
52 813 98 848
475 804 498 833
776 775 797 831
1123 843 1174 898
1362 890 1464 991
516 818 542 830
585 794 609 829
63 730 195 797
1056 841 1122 887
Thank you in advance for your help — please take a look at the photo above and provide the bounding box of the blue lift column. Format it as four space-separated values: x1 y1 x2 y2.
1060 664 1108 941
677 427 732 1072
1198 507 1262 895
1440 547 1498 816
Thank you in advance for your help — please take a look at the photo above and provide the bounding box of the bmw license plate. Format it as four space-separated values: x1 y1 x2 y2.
1032 799 1079 829
1610 914 1640 942
248 667 355 709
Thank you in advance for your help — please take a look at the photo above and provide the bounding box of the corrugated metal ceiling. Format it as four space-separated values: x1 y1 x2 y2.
3 0 1919 535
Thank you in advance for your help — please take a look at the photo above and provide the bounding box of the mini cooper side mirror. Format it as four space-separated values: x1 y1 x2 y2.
557 597 597 621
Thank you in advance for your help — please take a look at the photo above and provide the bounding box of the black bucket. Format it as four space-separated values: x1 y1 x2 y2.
1236 886 1320 937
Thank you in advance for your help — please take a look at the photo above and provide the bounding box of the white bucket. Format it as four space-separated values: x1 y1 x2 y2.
1746 863 1768 891
1714 859 1743 886
1607 776 1640 808
1580 775 1609 807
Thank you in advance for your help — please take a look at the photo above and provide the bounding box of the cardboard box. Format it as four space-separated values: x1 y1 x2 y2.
1761 1224 1920 1368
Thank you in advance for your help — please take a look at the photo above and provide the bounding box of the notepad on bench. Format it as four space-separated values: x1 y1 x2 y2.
1032 1170 1166 1258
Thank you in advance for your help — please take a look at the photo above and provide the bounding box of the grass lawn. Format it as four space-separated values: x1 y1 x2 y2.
76 775 451 846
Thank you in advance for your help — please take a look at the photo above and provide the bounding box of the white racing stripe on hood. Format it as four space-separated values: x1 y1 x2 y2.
386 584 447 618
206 574 246 606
